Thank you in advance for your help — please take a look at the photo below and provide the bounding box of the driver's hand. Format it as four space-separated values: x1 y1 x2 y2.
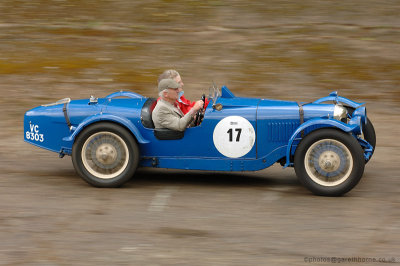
192 100 204 112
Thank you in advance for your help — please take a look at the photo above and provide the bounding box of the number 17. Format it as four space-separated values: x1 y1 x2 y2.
227 128 242 142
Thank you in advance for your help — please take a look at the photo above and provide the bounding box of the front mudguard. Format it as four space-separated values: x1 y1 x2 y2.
283 117 363 168
313 91 365 109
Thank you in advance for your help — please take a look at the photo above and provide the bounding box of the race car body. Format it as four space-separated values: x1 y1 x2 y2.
24 85 375 196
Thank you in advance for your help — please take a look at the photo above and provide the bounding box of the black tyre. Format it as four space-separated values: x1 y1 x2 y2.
72 122 139 187
294 129 365 196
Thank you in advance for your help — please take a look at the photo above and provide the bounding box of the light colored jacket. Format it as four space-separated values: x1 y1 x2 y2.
152 99 194 131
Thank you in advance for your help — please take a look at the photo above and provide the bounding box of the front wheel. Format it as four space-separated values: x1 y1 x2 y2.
294 129 365 196
72 122 139 187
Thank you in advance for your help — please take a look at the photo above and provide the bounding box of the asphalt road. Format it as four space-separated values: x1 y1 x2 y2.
1 109 399 265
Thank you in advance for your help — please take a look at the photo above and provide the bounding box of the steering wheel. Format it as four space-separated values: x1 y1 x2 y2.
194 94 206 126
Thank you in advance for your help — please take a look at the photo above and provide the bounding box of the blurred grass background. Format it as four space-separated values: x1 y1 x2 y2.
0 0 399 117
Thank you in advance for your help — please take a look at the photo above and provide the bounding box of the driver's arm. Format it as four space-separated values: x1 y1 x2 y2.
160 109 195 132
153 100 204 131
153 106 195 132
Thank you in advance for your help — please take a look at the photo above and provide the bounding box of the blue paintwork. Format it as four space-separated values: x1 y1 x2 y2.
24 86 372 172
221 85 235 98
357 137 373 161
352 106 367 124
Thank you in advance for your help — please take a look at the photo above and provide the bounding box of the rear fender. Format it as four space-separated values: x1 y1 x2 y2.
283 118 360 168
62 113 149 155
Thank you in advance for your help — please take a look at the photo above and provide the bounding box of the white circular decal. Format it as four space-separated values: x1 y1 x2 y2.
213 116 256 158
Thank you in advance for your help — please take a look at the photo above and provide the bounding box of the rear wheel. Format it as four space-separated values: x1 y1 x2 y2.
72 122 139 187
294 129 365 196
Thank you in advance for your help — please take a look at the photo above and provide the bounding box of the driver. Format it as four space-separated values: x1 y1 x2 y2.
152 79 204 132
157 69 209 114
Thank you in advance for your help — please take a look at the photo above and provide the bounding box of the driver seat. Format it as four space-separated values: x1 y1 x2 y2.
140 98 157 129
140 98 184 140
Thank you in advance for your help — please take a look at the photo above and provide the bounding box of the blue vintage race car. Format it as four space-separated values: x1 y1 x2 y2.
24 84 375 196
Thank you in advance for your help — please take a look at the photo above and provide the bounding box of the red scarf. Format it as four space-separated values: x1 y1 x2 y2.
157 95 210 115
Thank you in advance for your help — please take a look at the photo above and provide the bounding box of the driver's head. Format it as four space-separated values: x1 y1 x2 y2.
158 69 184 90
158 79 180 102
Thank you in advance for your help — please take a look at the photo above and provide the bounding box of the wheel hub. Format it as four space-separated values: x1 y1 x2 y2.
96 143 117 165
318 151 340 172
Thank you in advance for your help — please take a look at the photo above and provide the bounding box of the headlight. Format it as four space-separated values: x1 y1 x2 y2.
333 105 348 122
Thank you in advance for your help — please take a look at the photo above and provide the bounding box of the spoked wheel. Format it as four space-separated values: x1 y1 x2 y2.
294 129 365 196
72 123 139 187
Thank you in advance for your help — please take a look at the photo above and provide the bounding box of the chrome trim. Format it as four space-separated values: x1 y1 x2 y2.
333 105 347 122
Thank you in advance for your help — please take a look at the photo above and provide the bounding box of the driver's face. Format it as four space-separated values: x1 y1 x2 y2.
174 75 184 92
166 87 179 101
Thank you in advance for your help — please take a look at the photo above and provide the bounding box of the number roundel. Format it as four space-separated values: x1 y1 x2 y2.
213 116 256 158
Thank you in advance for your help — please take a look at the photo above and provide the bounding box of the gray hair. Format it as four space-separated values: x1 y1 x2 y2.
158 69 180 83
158 89 168 98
